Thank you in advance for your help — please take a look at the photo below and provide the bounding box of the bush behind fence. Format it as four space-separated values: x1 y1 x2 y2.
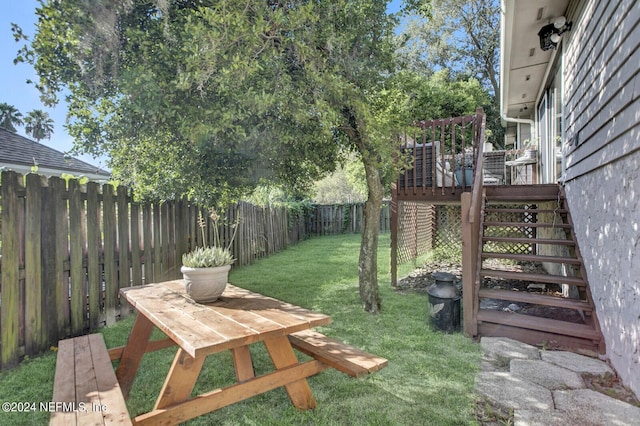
0 171 389 368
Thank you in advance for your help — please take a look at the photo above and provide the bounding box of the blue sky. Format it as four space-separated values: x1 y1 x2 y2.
1 0 403 171
0 0 109 168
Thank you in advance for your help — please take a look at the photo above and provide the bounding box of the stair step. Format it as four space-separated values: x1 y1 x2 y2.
481 252 581 264
485 184 561 202
485 208 568 214
480 269 586 286
478 288 593 311
477 309 602 340
486 194 562 202
482 236 575 246
484 221 571 228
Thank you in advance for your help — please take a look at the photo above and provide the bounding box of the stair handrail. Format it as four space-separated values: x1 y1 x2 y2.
461 107 486 337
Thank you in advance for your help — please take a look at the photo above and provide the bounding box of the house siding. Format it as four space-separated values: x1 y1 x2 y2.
563 0 640 397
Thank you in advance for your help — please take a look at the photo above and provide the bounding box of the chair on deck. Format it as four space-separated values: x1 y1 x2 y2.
483 151 506 185
399 141 458 188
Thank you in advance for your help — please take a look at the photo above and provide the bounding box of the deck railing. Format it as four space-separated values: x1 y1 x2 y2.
396 108 486 198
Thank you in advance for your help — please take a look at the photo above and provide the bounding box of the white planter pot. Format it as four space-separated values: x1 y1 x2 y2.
181 264 231 303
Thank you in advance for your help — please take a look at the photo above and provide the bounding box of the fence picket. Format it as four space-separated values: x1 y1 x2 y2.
86 182 102 329
103 184 117 325
25 174 45 353
42 177 58 342
152 203 161 283
1 171 20 367
131 202 142 287
117 186 131 293
68 179 85 335
52 177 70 339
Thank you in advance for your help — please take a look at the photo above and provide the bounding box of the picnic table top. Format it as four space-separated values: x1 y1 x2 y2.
120 280 332 358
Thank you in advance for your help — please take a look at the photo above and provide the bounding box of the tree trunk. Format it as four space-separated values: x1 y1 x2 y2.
358 151 384 313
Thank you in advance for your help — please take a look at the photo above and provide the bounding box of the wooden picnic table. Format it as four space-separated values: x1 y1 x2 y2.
113 280 333 425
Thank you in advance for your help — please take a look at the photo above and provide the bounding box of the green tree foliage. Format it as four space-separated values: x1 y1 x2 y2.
313 163 367 205
18 0 404 312
0 103 24 133
402 69 490 122
24 109 54 142
400 0 502 144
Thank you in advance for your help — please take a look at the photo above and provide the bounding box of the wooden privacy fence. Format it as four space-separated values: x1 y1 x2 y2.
308 202 391 235
0 171 306 369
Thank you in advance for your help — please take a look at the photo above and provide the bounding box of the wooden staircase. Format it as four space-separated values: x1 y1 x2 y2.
473 184 605 353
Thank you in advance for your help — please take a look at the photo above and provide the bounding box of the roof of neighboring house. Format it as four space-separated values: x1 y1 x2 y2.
0 128 110 180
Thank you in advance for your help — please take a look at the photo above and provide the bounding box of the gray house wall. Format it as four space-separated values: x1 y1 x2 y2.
563 0 640 397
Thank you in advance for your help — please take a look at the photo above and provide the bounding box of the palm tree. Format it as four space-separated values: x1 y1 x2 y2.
0 102 24 132
24 109 55 143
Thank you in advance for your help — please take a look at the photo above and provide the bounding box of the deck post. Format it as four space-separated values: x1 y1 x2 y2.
461 193 478 337
390 183 398 287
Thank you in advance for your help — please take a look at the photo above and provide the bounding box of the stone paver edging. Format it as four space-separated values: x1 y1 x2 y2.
476 337 640 426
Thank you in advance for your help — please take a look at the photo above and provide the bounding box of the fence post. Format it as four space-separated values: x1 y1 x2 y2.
390 185 398 287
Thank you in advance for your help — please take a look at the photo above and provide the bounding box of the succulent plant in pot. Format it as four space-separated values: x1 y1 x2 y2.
182 246 235 268
181 209 238 303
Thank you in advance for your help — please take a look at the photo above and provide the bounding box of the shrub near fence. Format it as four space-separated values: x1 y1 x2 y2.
0 171 306 369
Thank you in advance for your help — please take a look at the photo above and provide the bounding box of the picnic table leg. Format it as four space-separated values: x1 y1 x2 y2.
263 336 316 410
232 346 255 382
154 349 206 410
116 314 154 398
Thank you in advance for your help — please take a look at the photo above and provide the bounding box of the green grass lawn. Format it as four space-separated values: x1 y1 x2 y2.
0 234 481 425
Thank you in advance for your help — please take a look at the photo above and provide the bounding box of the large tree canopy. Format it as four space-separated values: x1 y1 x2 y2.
19 0 405 312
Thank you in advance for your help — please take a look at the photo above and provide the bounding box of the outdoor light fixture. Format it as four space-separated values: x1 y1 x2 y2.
538 16 573 51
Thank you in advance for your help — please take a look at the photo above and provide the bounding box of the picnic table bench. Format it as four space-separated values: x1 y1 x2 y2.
50 281 387 425
288 329 388 378
50 334 131 425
